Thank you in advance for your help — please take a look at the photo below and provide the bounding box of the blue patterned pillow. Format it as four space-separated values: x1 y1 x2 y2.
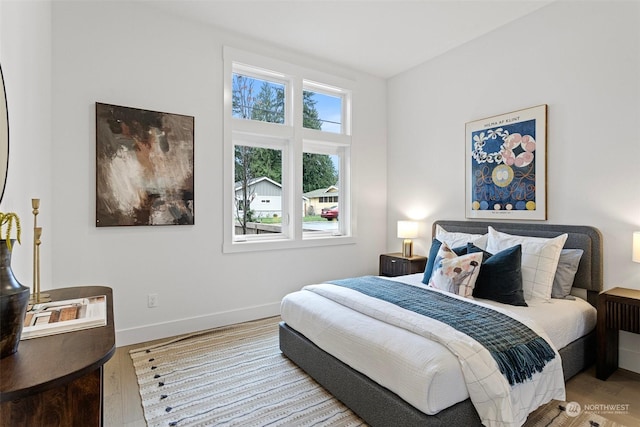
428 242 483 298
422 239 467 284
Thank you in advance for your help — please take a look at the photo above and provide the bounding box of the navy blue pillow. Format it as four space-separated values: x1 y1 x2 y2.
467 243 527 307
422 239 443 284
421 239 468 284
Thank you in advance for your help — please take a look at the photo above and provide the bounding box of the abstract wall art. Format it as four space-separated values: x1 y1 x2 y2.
465 105 547 220
96 103 194 226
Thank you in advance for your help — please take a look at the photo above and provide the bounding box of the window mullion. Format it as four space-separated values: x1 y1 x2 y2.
339 146 351 236
232 119 294 140
291 77 304 240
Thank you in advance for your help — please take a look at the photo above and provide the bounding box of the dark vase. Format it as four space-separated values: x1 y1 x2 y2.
0 239 30 358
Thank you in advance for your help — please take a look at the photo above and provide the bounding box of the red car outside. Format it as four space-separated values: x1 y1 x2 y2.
320 206 339 220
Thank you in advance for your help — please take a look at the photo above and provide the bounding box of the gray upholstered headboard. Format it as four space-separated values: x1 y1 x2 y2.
433 220 603 306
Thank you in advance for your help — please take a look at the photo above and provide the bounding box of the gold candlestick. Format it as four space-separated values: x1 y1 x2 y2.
35 227 41 295
30 199 50 303
31 227 49 303
32 198 39 293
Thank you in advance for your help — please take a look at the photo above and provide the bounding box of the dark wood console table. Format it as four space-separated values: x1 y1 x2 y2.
596 287 640 380
0 286 115 426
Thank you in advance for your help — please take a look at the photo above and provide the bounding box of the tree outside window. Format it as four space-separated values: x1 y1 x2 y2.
224 49 352 251
232 74 338 234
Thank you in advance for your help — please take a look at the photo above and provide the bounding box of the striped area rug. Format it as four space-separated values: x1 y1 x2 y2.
130 317 365 426
131 316 624 427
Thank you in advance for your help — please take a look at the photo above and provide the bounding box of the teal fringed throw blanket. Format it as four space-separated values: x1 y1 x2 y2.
329 276 555 386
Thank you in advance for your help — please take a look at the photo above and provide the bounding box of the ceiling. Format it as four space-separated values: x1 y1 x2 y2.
147 0 553 79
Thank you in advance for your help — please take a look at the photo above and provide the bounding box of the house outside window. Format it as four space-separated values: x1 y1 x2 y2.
223 47 353 252
305 187 338 215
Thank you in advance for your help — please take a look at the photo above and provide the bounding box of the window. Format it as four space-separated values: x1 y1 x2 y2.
223 48 353 252
303 88 343 134
234 144 283 237
232 74 285 124
319 196 338 203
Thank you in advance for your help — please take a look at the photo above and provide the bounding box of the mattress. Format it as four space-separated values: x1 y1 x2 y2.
280 273 597 416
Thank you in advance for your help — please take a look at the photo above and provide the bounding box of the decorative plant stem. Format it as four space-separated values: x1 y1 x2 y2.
0 212 21 251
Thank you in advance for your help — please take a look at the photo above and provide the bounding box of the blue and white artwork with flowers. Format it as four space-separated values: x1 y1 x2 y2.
465 105 547 220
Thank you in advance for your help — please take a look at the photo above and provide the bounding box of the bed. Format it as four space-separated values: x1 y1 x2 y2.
279 220 603 427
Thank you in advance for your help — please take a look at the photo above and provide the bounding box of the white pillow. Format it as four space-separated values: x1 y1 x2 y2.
435 224 488 249
486 226 567 302
428 242 483 298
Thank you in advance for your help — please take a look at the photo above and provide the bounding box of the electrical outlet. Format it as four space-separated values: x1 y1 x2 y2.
148 293 159 308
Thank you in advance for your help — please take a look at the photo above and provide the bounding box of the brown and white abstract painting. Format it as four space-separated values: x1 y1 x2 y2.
96 103 194 226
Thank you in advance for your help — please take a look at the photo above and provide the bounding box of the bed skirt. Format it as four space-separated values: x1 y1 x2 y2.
279 321 595 427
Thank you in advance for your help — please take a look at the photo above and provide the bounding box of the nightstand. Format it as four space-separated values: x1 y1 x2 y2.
379 253 427 277
596 287 640 380
0 286 114 426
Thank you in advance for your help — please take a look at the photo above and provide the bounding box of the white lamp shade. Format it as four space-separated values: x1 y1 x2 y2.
397 221 418 239
633 232 640 263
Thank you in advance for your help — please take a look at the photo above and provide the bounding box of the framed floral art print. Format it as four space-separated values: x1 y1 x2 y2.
465 104 547 220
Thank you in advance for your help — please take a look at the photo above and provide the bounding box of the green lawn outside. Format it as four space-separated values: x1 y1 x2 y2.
258 215 323 223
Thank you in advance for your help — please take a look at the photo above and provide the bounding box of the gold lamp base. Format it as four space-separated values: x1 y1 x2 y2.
402 239 413 258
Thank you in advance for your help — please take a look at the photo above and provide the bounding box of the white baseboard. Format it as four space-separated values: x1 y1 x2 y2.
115 301 281 347
618 331 640 374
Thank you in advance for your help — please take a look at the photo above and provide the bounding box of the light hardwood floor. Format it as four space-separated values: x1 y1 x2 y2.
104 341 149 427
104 342 640 427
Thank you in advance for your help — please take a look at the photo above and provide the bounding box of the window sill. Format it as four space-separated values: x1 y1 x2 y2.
223 235 355 254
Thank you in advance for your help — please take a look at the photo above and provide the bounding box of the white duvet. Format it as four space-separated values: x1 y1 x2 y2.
280 274 597 427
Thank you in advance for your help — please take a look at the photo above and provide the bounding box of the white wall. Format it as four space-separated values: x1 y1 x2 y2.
0 1 53 292
4 0 635 372
46 1 386 345
387 1 640 373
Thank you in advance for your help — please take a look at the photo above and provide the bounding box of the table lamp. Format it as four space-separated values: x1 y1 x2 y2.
633 232 640 262
397 220 418 258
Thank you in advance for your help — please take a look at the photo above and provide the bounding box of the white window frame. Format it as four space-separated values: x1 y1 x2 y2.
303 80 348 134
232 134 291 241
223 47 354 253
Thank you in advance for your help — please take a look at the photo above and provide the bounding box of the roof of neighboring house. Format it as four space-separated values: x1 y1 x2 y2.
234 176 281 191
235 176 309 201
303 185 339 198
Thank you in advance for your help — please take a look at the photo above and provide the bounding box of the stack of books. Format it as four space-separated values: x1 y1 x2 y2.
21 295 107 340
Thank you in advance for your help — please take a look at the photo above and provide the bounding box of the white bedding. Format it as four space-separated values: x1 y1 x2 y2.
390 274 597 350
280 273 597 426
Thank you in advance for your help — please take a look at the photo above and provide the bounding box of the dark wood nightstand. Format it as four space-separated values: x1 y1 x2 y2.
596 287 640 380
379 253 427 277
0 286 115 426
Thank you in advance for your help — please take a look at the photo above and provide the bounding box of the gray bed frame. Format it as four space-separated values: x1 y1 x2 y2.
279 220 603 427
